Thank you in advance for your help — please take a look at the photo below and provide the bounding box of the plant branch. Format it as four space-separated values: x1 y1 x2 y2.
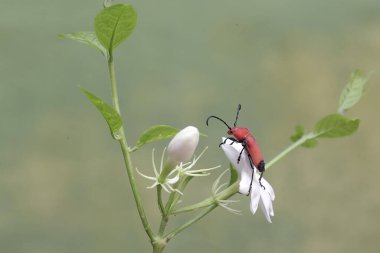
108 54 120 114
172 181 239 214
165 205 217 241
157 185 168 236
266 133 316 170
107 52 154 241
157 186 166 216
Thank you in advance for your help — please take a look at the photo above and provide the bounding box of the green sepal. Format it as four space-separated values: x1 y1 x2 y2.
81 87 123 140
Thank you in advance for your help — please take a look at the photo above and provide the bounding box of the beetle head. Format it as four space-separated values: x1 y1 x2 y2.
206 104 242 131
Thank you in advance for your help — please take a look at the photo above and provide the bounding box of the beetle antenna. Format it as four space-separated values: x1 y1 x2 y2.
206 116 232 130
233 104 242 127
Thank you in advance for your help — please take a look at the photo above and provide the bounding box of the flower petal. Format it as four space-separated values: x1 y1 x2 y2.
259 189 274 223
167 175 179 185
221 138 257 195
250 180 261 214
239 167 252 195
220 139 243 172
220 137 275 222
167 126 199 163
259 177 275 201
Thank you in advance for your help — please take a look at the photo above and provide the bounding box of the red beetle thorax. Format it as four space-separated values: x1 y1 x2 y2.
228 127 264 166
228 127 250 141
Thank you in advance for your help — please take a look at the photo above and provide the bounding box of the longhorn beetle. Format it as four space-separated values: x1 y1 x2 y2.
206 104 265 193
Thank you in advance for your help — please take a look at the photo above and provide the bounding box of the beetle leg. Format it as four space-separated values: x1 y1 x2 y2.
246 152 255 195
237 139 248 163
247 167 255 196
246 152 265 195
257 161 266 189
258 172 265 189
237 146 245 163
219 137 238 147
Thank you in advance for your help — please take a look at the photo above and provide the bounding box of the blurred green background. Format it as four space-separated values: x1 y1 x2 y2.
1 0 380 252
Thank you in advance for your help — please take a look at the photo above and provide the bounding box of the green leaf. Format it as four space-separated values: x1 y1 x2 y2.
338 70 369 113
59 32 107 56
94 4 137 52
314 113 359 138
302 138 318 148
290 125 305 142
135 125 180 149
228 163 239 187
290 125 318 148
81 88 123 139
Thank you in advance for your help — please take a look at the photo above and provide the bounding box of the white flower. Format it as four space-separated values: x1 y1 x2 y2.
167 126 199 163
136 147 219 194
136 148 181 193
175 147 220 177
211 169 241 215
220 138 275 223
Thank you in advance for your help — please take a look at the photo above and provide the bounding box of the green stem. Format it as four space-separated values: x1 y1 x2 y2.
164 181 181 213
166 176 193 214
107 53 154 241
108 54 120 114
266 133 315 170
165 205 217 241
152 238 167 253
119 137 154 240
157 186 166 216
156 163 177 236
158 176 193 237
172 181 239 214
157 180 181 236
158 214 169 237
157 185 168 236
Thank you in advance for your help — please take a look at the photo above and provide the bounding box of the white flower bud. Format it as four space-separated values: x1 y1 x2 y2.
167 126 199 163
